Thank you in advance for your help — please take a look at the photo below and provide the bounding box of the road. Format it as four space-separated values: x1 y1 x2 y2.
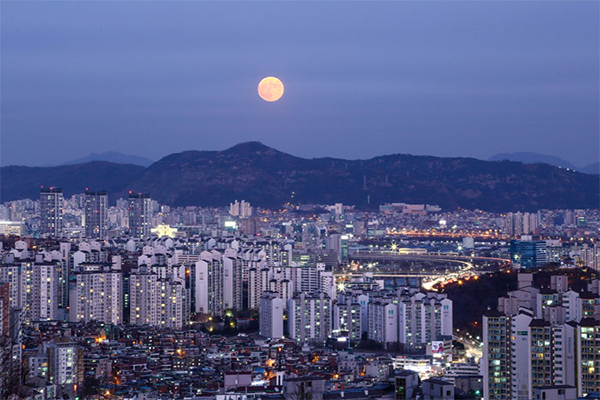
453 334 483 360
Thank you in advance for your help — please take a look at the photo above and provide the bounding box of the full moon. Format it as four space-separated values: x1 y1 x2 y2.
258 77 284 102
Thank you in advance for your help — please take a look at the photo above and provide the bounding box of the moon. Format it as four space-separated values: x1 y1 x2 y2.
258 77 284 102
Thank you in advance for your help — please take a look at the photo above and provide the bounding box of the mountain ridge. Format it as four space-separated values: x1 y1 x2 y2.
1 142 598 212
581 162 599 175
489 151 599 174
61 151 154 167
0 161 146 202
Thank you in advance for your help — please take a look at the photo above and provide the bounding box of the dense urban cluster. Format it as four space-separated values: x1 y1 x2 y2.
483 274 600 399
0 188 599 400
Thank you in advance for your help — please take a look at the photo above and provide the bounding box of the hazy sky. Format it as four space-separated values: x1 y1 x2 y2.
2 1 599 166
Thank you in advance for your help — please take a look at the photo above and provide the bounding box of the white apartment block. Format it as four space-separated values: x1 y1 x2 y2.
509 310 533 400
156 278 187 329
259 291 284 339
194 250 224 316
288 292 332 346
483 311 511 400
333 296 363 345
397 290 453 351
229 200 252 218
31 263 58 321
130 271 159 326
268 275 294 306
368 300 398 349
47 340 84 388
576 320 600 396
248 264 270 310
223 252 243 311
0 261 32 311
72 266 122 325
484 275 600 400
129 269 187 328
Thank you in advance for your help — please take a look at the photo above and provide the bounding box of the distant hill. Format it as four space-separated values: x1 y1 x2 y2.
488 152 579 170
124 142 598 212
62 151 154 167
0 162 145 202
1 142 598 212
489 152 599 175
581 162 599 175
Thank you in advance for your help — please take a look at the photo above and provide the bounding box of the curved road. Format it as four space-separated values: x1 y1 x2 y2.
339 251 509 290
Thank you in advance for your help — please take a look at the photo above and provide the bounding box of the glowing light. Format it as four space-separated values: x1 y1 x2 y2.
258 77 284 102
151 224 177 238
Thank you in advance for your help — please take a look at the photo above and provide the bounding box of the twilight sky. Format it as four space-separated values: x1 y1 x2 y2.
1 1 599 167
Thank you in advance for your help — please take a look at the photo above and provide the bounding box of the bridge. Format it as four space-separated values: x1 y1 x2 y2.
349 250 508 265
337 251 509 285
334 271 440 278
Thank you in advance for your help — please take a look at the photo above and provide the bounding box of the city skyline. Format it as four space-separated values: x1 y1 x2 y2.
1 191 599 399
2 1 599 166
1 1 600 399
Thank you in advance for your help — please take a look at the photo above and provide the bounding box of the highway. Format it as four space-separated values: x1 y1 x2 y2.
337 250 509 291
350 250 508 264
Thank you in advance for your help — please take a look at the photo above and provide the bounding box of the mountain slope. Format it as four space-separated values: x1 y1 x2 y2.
1 142 598 212
124 142 599 212
0 162 145 202
489 152 579 170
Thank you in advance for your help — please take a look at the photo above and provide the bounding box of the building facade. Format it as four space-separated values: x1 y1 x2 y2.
40 187 63 237
84 190 108 239
128 193 152 239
